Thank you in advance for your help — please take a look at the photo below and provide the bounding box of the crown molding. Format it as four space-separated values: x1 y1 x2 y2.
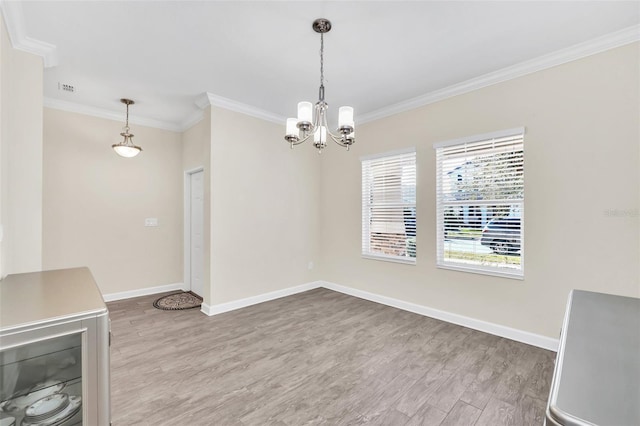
0 0 58 67
180 108 205 131
359 24 640 124
196 92 285 124
43 98 184 132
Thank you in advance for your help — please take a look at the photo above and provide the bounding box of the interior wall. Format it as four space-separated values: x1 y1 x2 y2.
182 110 211 305
319 43 640 339
208 106 321 305
42 108 183 295
0 19 43 277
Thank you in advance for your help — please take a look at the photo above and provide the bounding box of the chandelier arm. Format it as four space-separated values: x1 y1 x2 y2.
290 132 314 146
318 108 344 144
314 101 325 127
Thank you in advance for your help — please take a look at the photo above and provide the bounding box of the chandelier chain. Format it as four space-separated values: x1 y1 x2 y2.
319 33 324 89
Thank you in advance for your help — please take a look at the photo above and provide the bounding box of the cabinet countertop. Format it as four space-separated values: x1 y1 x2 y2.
547 289 640 426
0 267 107 332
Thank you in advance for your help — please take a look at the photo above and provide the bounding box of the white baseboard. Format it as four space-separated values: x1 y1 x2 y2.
321 281 558 352
197 279 557 351
103 282 186 302
200 281 322 316
108 279 557 351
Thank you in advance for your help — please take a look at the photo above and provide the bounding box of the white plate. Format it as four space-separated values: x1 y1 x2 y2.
21 395 81 426
2 381 64 413
24 393 69 419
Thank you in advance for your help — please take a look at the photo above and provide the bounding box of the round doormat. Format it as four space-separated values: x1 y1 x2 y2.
153 291 202 311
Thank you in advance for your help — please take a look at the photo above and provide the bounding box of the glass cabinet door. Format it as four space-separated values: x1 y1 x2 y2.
0 332 83 426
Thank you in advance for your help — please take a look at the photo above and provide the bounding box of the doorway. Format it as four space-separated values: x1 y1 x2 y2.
185 168 204 297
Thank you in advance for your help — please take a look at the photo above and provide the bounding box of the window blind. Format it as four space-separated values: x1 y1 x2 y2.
434 129 524 278
362 150 416 264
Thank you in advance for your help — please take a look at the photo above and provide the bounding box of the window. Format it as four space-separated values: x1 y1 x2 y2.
434 128 524 278
362 149 416 264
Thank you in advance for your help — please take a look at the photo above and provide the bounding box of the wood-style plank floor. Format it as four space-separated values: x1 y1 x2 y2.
107 288 555 425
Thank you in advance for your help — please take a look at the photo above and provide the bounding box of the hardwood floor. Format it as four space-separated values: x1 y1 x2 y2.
107 288 555 425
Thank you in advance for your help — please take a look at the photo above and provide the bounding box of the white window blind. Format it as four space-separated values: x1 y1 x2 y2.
362 149 416 264
434 128 524 278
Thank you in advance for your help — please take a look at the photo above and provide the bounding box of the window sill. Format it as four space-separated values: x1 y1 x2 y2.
362 254 416 265
437 263 523 280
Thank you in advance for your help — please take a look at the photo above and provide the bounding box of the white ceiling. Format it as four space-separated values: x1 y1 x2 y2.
4 1 640 131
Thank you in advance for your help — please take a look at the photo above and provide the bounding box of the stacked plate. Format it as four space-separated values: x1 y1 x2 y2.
1 381 64 413
0 380 81 426
21 394 81 426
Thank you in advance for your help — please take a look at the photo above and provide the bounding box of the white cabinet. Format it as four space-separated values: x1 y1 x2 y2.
0 268 110 426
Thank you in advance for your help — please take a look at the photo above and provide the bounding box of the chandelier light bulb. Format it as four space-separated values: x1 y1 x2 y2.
314 126 327 143
297 102 313 124
338 106 354 129
286 118 298 137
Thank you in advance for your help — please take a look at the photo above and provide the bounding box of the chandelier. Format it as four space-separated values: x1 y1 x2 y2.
112 98 142 158
284 18 355 152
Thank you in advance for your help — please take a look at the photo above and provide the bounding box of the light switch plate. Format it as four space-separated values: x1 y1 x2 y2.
145 218 158 227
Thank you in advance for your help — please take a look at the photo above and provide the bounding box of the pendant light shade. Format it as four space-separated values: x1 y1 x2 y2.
112 98 142 158
113 141 141 158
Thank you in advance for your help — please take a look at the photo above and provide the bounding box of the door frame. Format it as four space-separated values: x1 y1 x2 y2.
184 167 204 293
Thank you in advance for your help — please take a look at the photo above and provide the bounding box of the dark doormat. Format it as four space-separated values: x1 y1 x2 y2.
153 291 202 311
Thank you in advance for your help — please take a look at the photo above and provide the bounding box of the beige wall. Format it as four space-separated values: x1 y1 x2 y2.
208 106 321 305
319 43 640 339
4 15 637 344
0 19 43 277
182 110 211 304
42 108 183 295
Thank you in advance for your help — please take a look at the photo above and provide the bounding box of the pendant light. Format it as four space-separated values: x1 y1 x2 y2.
112 98 142 158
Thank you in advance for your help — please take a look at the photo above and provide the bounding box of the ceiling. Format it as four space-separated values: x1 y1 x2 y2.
3 1 640 131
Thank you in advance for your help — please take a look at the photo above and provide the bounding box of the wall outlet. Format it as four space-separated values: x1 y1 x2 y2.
144 218 158 227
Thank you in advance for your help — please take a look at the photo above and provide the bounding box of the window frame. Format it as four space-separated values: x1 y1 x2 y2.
434 128 525 279
361 148 417 265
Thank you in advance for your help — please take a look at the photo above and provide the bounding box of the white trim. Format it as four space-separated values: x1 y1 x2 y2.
102 282 185 302
196 92 286 125
43 98 183 132
359 25 640 124
200 281 322 316
359 146 416 162
183 167 204 295
361 254 416 266
180 110 204 132
437 264 524 280
433 127 525 149
194 93 212 110
321 281 558 351
0 0 58 67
